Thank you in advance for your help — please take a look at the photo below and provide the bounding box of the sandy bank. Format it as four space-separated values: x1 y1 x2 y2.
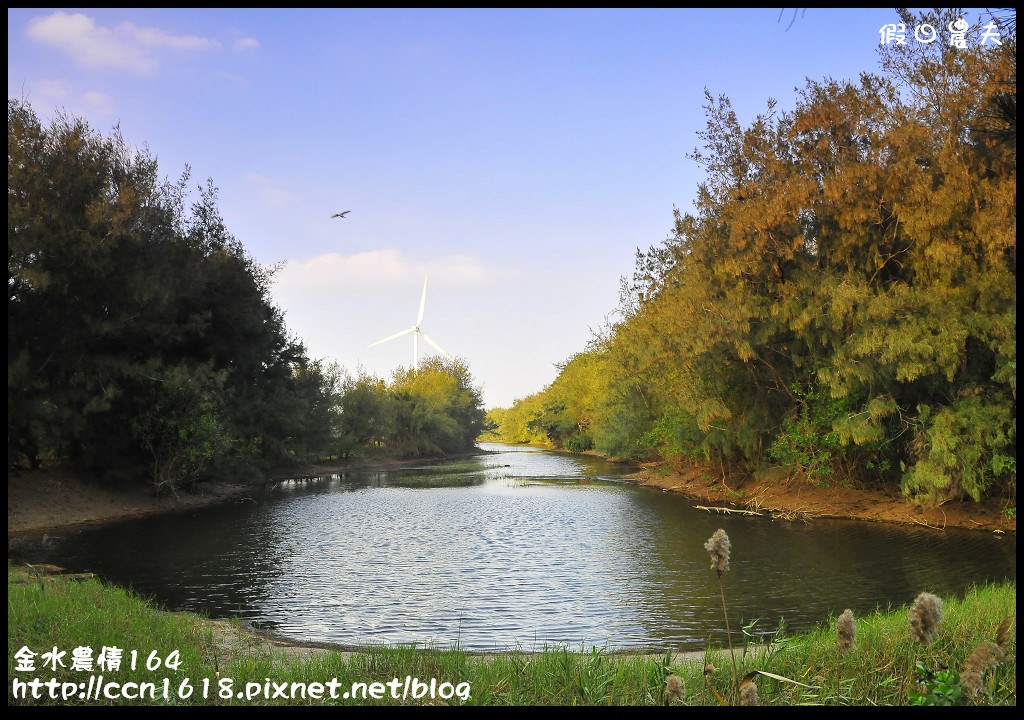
7 451 486 536
623 463 1014 533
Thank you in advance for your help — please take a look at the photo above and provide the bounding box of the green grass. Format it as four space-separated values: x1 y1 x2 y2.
7 566 1015 705
683 583 1016 706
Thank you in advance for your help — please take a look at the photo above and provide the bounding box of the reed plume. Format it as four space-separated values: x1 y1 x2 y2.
995 616 1013 648
908 592 943 645
699 661 715 706
961 616 1014 699
836 608 856 654
738 672 759 706
960 641 1005 698
664 674 685 705
705 528 738 699
704 528 731 576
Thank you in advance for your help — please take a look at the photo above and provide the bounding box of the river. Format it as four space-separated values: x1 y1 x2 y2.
19 443 1016 651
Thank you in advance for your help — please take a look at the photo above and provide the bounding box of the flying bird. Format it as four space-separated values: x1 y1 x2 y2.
331 211 351 219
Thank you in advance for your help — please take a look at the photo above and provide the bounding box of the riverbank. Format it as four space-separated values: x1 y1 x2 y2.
487 441 1015 533
623 463 1015 533
7 444 1014 537
7 565 1015 705
7 451 487 536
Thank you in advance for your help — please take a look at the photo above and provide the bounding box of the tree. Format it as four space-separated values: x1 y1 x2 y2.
486 11 1016 501
336 370 392 457
8 100 339 490
388 357 487 456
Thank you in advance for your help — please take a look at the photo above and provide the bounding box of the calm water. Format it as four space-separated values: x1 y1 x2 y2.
17 443 1016 651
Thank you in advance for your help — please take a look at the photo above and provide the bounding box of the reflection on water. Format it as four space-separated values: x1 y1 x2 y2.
18 443 1016 651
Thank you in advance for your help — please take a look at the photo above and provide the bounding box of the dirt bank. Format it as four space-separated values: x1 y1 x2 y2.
625 463 1015 533
6 469 250 535
7 452 486 536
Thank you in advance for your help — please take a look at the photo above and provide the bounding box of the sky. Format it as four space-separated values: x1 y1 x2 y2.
7 8 1001 408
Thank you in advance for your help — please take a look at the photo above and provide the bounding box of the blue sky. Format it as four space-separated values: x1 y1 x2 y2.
7 8 999 408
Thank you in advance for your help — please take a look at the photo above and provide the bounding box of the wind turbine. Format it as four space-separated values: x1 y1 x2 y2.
367 276 453 371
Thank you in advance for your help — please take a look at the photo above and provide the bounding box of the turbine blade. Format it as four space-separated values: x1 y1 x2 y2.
367 327 414 348
416 276 428 325
420 332 453 359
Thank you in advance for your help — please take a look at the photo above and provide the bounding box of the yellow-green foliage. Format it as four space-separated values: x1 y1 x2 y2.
386 357 487 456
483 351 615 451
484 394 550 446
335 358 487 458
488 10 1016 499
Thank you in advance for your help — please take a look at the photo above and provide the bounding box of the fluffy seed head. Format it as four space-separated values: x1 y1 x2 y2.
664 674 685 704
961 670 984 698
704 529 731 576
995 616 1013 648
961 641 1005 697
908 592 943 645
738 672 759 706
837 608 856 654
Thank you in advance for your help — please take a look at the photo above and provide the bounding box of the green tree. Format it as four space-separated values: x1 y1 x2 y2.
336 370 393 457
488 9 1016 502
388 357 486 456
7 100 340 490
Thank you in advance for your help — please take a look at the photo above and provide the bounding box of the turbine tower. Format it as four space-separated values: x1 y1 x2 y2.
367 276 453 371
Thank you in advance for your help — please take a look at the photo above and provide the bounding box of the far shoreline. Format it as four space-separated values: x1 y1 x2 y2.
7 448 489 537
481 440 1015 534
7 442 1014 539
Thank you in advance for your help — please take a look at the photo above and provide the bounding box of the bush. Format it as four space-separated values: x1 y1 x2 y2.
566 431 594 453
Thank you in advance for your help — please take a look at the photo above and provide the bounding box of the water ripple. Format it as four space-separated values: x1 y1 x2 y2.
21 443 1017 651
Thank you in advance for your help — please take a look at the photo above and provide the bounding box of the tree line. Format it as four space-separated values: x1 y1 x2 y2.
8 100 486 492
485 10 1016 504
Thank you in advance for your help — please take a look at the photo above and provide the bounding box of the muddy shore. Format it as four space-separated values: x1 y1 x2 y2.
6 453 483 536
621 463 1014 533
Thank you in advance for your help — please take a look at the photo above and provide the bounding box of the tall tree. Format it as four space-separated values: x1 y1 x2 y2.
8 101 337 490
487 10 1016 502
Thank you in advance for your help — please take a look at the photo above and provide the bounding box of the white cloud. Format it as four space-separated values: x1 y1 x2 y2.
121 22 216 50
244 172 293 208
27 79 115 119
34 78 71 99
268 250 592 408
274 249 513 291
233 37 260 51
259 187 294 207
81 90 114 114
26 11 218 74
269 249 526 404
